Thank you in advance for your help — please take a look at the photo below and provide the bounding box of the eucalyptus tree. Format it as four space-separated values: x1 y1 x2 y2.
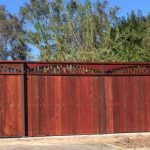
0 5 30 60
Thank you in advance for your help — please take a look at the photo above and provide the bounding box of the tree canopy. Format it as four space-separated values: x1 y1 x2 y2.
0 5 30 60
0 0 150 62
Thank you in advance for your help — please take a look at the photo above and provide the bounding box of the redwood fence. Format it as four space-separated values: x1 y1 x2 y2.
0 61 150 137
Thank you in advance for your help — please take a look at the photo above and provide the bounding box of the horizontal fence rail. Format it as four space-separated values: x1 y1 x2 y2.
0 61 150 137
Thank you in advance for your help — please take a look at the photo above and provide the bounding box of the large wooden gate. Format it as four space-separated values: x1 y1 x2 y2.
0 61 150 137
26 62 150 136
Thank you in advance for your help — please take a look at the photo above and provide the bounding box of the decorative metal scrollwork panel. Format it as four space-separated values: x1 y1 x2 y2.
0 63 22 74
27 64 101 75
27 63 150 75
105 65 150 75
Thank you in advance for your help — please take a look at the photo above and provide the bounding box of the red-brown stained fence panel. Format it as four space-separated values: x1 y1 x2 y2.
1 62 150 137
27 75 105 136
104 76 150 134
0 75 24 137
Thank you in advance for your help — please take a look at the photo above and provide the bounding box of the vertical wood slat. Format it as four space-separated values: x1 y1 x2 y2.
112 77 119 133
118 77 127 132
99 76 106 133
21 63 25 137
105 77 114 133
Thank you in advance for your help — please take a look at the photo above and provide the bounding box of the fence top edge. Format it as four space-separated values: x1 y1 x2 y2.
0 61 150 65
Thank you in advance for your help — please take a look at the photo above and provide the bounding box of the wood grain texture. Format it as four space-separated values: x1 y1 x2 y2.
105 77 114 133
27 76 104 136
1 62 150 137
26 75 150 136
0 75 24 137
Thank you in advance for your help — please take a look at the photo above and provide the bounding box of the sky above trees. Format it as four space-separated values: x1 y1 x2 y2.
0 0 150 16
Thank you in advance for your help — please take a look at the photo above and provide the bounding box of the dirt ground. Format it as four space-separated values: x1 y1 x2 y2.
1 132 150 150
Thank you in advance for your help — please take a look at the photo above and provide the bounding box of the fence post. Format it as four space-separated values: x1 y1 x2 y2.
21 62 26 137
100 64 106 133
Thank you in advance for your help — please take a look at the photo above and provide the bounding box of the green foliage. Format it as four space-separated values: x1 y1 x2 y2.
1 0 150 62
20 0 52 60
20 0 120 61
112 11 150 62
0 5 30 60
